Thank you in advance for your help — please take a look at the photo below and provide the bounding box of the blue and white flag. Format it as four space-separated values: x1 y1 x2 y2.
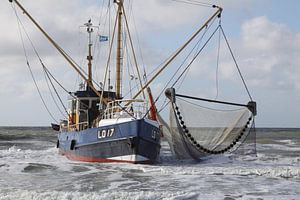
99 35 109 42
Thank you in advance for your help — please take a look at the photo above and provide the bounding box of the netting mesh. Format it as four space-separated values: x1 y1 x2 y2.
159 96 256 160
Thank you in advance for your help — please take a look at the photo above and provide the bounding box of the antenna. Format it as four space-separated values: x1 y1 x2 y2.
80 19 99 91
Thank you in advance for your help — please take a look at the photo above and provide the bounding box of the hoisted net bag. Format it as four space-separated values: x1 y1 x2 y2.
232 122 256 156
165 94 255 160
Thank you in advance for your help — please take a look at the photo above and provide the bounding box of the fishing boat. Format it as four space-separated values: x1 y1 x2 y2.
10 0 257 163
10 0 161 164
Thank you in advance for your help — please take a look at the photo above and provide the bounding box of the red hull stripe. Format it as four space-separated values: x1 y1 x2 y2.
60 150 152 164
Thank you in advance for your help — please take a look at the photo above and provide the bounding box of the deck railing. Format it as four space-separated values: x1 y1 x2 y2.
60 121 88 132
102 99 148 120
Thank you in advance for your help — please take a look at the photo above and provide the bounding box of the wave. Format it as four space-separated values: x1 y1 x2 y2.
1 143 300 179
137 164 300 179
0 144 300 200
0 127 56 141
22 163 58 173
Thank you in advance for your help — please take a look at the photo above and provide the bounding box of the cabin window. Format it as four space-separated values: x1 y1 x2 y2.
80 100 89 110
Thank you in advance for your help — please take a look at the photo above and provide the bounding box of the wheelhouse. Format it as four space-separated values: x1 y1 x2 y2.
62 90 116 131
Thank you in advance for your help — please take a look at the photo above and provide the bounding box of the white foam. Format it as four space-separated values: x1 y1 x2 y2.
1 141 300 200
258 143 300 151
0 189 203 200
2 188 300 200
278 139 298 145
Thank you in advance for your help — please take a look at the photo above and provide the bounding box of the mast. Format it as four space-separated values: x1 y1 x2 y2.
84 19 94 90
115 0 123 99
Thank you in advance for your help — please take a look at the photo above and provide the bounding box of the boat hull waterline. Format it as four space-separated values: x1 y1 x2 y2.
57 119 161 164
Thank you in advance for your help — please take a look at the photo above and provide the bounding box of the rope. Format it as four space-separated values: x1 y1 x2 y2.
174 16 216 91
43 67 68 116
26 61 58 123
43 67 71 96
43 67 90 110
12 4 70 118
172 25 221 88
92 0 111 83
12 4 58 123
172 0 214 7
155 25 217 111
13 3 89 120
122 5 146 99
43 69 67 118
100 9 118 106
144 17 219 118
159 18 220 111
156 25 221 113
215 20 221 100
131 9 147 84
220 26 253 101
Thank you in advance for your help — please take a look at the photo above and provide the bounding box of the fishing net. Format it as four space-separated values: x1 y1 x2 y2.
159 88 256 160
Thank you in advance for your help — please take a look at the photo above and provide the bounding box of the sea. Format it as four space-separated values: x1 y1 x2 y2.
0 127 299 200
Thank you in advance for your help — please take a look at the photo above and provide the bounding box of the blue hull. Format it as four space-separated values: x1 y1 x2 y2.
57 119 161 164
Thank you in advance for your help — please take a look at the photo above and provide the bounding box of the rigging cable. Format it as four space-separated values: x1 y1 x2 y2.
124 33 138 98
12 4 69 118
12 4 58 123
215 19 222 100
172 0 213 7
146 15 220 116
57 43 102 90
220 26 253 101
119 7 220 113
43 67 71 96
93 0 110 83
160 25 254 114
43 68 68 117
172 26 220 88
122 5 146 99
85 0 112 90
74 27 87 91
108 0 112 91
100 5 118 106
129 1 147 83
43 67 67 118
175 17 220 92
157 24 220 113
168 24 254 104
42 64 90 110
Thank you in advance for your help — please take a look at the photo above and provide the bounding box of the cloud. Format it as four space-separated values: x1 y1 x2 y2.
131 0 212 32
183 15 300 93
239 16 300 90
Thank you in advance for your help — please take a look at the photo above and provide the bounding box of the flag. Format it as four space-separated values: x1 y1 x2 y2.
99 35 109 42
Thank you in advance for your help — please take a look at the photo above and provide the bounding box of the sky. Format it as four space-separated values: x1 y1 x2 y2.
0 0 300 128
